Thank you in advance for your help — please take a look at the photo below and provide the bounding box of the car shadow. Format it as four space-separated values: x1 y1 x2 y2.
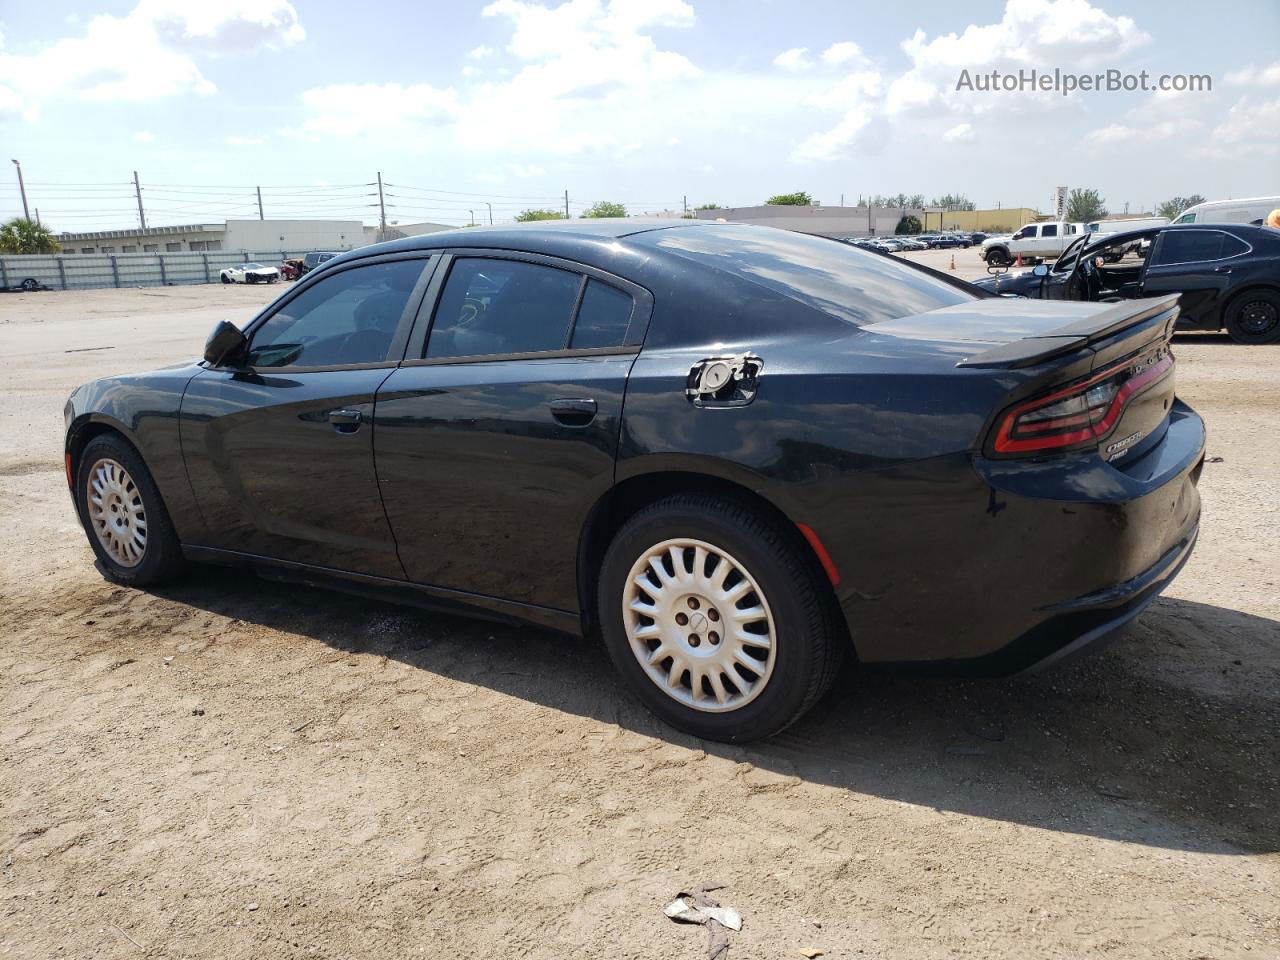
151 567 1279 855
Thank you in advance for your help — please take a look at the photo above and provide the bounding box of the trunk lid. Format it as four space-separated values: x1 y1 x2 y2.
871 295 1181 461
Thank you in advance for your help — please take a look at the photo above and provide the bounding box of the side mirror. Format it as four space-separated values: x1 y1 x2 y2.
1032 264 1050 277
204 320 247 367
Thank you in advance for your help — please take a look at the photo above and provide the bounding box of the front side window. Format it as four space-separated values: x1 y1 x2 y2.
1153 230 1226 265
426 258 581 359
247 259 425 367
1172 212 1196 224
1013 226 1034 240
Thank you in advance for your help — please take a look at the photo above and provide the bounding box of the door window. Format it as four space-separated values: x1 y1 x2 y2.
570 280 634 349
247 259 424 367
1153 230 1226 265
1013 226 1035 240
1041 224 1058 238
426 258 581 359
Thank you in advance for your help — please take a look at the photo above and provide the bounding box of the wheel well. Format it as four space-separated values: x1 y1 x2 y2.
1220 283 1280 328
576 471 849 649
68 422 131 482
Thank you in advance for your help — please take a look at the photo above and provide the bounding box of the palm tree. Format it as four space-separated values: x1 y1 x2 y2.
0 217 61 254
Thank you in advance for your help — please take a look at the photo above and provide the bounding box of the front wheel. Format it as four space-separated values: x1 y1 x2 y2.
76 434 186 586
597 494 845 742
220 274 232 284
1224 290 1280 344
986 249 1010 266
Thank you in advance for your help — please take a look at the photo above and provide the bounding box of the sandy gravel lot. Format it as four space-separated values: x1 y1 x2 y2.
1 277 1277 959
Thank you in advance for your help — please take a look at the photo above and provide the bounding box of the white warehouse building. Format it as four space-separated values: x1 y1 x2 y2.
58 218 451 255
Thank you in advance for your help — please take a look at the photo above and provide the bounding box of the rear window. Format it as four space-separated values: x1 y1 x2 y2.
634 225 976 326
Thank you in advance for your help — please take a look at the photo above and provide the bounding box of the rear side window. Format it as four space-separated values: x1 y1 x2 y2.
1154 230 1225 265
426 258 581 359
571 280 633 349
634 225 976 327
1219 234 1250 258
1041 224 1058 237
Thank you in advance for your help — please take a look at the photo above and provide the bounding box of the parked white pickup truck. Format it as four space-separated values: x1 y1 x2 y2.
981 221 1085 266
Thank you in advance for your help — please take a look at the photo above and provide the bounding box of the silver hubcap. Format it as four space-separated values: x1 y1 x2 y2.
623 538 776 713
86 458 147 567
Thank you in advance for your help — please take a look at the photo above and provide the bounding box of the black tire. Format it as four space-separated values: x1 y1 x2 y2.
221 274 232 284
985 248 1010 266
597 494 846 742
75 433 186 587
1224 289 1280 345
20 277 38 291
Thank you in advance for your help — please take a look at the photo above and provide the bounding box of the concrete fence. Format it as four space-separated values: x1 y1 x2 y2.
0 250 334 292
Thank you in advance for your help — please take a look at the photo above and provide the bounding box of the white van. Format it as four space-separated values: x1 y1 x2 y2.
1086 216 1169 234
1171 196 1280 225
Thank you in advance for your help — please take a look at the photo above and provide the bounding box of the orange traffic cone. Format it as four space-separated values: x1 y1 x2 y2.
949 254 956 271
1014 252 1023 267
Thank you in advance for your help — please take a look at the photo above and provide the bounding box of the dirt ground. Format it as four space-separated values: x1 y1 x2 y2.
1 276 1277 960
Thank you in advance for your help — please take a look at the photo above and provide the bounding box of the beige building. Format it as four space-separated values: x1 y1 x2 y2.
934 207 1042 233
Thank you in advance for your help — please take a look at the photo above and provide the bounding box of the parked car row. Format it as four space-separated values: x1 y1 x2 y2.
839 233 981 254
219 251 344 285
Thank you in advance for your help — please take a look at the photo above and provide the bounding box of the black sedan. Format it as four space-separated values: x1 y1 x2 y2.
973 223 1280 344
63 221 1204 741
927 234 970 249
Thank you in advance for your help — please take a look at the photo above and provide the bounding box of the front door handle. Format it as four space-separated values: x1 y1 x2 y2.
549 397 597 427
328 408 363 433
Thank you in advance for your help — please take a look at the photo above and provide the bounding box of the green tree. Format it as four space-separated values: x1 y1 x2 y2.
895 215 922 235
1156 195 1206 219
0 217 60 254
514 208 566 222
1066 188 1107 222
765 191 812 206
580 200 627 218
931 193 975 211
695 203 720 210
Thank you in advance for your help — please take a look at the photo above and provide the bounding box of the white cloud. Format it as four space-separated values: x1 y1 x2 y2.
298 83 459 136
1087 118 1200 146
887 0 1150 117
226 134 264 146
773 47 812 71
0 0 304 118
508 163 546 177
943 122 974 142
820 41 864 66
1226 64 1280 87
1208 95 1280 148
792 106 874 161
468 44 495 59
133 130 155 142
134 0 304 54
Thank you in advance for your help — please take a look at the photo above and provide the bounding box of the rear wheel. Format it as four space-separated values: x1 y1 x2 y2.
597 494 845 742
76 434 185 586
1224 289 1280 344
221 274 232 284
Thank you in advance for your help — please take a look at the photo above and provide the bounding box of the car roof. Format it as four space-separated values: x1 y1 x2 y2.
1086 222 1276 248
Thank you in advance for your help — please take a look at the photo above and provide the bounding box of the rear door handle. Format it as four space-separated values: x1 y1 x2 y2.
549 397 597 426
328 408 363 433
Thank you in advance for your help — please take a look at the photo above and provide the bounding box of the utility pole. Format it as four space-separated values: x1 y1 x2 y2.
133 170 146 230
682 195 687 214
376 171 387 238
11 159 29 220
564 189 570 219
469 209 475 226
257 186 265 220
485 201 493 225
840 193 844 207
34 208 41 226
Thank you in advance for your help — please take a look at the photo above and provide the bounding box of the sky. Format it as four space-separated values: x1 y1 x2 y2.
0 0 1277 232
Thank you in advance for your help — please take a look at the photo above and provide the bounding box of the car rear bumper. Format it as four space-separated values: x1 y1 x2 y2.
827 399 1205 672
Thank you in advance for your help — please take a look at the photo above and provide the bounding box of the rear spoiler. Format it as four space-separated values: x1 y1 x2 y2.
956 295 1180 369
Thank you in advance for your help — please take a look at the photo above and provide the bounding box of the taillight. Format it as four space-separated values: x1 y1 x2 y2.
992 347 1173 455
